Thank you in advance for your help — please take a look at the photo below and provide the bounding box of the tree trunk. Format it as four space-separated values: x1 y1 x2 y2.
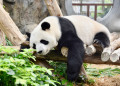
2 46 120 66
101 38 120 62
0 29 6 45
0 4 25 45
44 0 63 16
110 48 120 62
0 0 3 4
3 0 67 33
0 0 6 45
101 32 120 62
3 0 49 33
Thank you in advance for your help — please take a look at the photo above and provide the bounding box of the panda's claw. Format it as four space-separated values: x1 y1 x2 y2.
93 39 100 44
93 39 104 48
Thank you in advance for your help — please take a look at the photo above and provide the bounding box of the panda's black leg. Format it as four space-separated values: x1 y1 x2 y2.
93 32 110 48
66 39 85 81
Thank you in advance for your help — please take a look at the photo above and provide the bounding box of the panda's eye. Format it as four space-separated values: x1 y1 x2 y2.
33 43 36 49
40 39 49 45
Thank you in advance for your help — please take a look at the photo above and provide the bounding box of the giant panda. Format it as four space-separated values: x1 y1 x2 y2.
29 15 110 81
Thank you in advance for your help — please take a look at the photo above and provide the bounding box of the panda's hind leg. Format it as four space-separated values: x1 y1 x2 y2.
93 32 110 48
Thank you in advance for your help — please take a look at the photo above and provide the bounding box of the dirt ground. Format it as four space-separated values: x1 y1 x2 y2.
85 64 120 86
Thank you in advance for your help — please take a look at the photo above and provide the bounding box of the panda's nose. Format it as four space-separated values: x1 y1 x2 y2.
38 50 42 54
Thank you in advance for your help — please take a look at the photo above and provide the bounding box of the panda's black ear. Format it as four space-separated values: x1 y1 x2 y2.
41 22 50 30
26 32 31 38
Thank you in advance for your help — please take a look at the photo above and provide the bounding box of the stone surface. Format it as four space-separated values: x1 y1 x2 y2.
4 0 49 33
4 0 68 33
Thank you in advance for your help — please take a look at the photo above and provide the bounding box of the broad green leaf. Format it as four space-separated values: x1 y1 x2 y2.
15 79 27 86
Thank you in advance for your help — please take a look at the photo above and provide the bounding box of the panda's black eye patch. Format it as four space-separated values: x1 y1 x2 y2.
40 39 49 45
33 43 36 49
41 22 50 31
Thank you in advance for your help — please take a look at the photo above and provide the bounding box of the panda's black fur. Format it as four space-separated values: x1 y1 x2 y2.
21 15 110 81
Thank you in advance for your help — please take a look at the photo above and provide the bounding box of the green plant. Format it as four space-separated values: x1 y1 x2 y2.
0 46 60 86
49 61 88 85
87 67 120 78
5 37 13 46
3 5 5 8
49 61 75 85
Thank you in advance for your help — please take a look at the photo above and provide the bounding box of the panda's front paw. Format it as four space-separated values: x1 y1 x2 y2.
61 47 68 57
67 71 78 81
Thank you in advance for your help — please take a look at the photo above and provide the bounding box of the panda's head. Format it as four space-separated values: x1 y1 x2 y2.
30 16 61 55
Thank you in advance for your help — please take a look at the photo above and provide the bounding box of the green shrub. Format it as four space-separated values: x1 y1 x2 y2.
0 46 59 86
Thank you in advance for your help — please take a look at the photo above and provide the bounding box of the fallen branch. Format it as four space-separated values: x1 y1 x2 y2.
0 29 6 45
110 48 120 62
1 45 120 65
35 50 120 65
0 0 3 4
101 38 120 62
0 0 6 45
0 4 25 45
110 32 120 42
44 0 63 16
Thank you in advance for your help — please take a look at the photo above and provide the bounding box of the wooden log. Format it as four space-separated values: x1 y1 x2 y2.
35 50 120 65
80 65 88 78
44 0 63 16
2 45 120 65
0 0 3 4
0 4 25 46
110 48 120 62
101 47 111 61
101 38 120 62
0 30 6 45
101 32 120 62
19 41 118 65
110 32 120 42
33 60 54 70
0 0 6 45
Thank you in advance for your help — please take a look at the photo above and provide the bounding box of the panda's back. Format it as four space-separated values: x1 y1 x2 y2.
63 15 110 45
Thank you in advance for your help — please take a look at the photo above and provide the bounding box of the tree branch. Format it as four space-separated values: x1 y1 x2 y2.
34 49 120 65
44 0 63 16
3 45 120 65
0 4 25 45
